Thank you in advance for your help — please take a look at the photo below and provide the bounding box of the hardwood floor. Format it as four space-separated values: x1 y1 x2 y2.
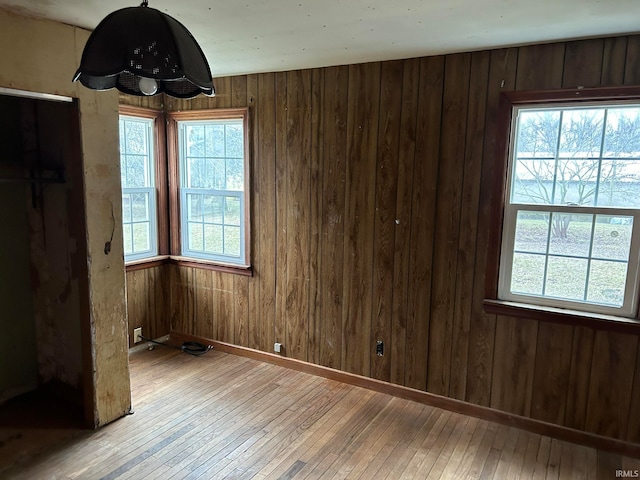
1 346 639 479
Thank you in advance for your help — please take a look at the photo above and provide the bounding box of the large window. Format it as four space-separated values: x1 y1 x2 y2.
499 100 640 316
119 112 158 261
170 109 250 267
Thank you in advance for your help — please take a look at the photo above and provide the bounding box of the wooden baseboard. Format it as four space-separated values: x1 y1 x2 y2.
170 331 640 458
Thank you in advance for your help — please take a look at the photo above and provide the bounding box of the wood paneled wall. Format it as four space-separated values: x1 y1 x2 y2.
123 35 640 444
125 265 170 345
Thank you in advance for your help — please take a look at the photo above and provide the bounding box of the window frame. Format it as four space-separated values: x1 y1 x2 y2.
118 106 167 264
484 86 640 331
167 108 251 271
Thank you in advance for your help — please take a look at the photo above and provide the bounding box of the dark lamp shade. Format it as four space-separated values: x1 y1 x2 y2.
73 6 215 98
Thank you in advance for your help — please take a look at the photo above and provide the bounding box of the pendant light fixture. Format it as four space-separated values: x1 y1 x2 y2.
73 0 215 99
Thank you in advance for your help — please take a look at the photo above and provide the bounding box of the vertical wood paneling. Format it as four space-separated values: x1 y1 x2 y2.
318 66 348 369
342 62 380 376
466 47 518 407
234 276 249 348
232 76 247 107
564 327 595 431
449 50 490 402
274 72 288 354
562 39 604 88
213 271 235 344
389 58 419 386
309 68 323 365
256 72 277 354
126 269 146 346
247 73 261 351
170 265 194 335
601 37 628 85
490 316 538 417
371 60 403 382
125 33 640 447
404 56 444 390
585 332 638 439
530 323 573 424
624 35 640 85
515 43 565 90
194 269 213 339
627 347 640 444
211 77 233 109
284 69 312 361
428 53 471 397
232 75 250 348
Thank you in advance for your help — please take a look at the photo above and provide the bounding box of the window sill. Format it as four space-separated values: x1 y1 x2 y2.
125 255 170 272
125 255 253 277
168 256 253 277
483 299 640 334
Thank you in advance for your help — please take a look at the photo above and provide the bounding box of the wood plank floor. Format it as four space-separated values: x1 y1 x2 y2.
1 346 639 479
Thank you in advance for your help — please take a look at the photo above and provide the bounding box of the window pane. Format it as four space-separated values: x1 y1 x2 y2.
558 109 604 158
596 159 640 207
204 224 223 253
511 159 556 204
186 125 205 157
603 107 640 158
225 196 241 225
204 195 223 223
511 253 545 295
189 222 204 251
131 193 149 222
586 260 627 306
548 213 592 257
208 157 226 189
514 211 549 254
226 157 244 190
545 256 588 301
123 155 147 187
554 159 599 205
224 226 241 256
187 157 205 188
123 224 132 254
205 124 225 157
593 215 633 261
187 194 204 222
225 123 244 158
122 194 132 223
132 223 150 252
515 110 560 159
123 120 148 155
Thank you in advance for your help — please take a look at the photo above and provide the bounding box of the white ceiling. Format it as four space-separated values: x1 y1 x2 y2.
1 0 639 77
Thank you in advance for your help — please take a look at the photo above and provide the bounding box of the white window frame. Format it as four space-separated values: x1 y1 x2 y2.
119 114 158 261
175 113 249 267
498 101 640 317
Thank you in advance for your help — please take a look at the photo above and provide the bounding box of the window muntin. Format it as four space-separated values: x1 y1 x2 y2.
177 117 247 266
499 102 640 316
119 115 157 261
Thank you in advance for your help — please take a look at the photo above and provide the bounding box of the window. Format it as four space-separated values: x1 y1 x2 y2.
499 99 640 317
169 109 250 267
119 112 158 261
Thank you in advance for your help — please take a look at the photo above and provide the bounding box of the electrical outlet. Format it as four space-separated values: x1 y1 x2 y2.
134 327 143 344
274 342 282 353
376 340 384 356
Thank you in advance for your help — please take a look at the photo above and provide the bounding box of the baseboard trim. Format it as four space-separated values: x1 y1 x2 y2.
170 331 640 458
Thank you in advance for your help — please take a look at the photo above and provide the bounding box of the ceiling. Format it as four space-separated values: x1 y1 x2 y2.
1 0 639 77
